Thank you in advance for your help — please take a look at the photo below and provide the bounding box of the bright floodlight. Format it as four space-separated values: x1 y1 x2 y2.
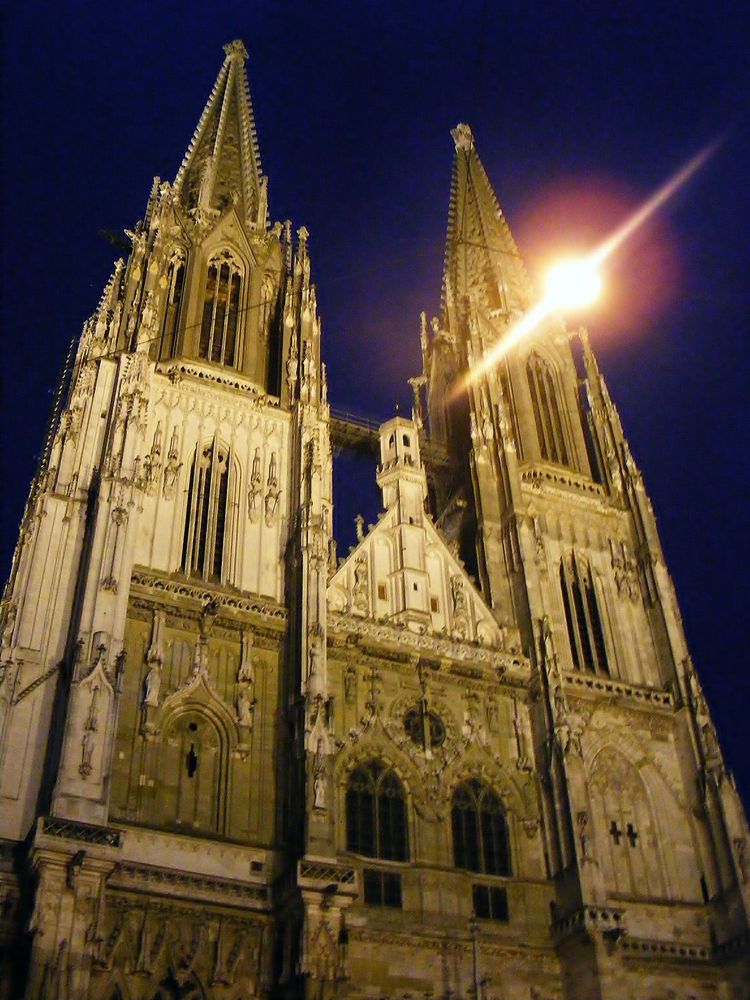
545 258 602 309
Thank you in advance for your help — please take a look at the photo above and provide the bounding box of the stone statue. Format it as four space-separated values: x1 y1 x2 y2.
144 666 161 707
237 691 254 729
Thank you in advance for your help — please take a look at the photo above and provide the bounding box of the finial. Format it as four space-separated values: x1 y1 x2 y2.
223 39 248 61
451 123 474 151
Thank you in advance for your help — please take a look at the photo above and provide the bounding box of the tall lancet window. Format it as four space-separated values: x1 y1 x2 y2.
157 252 186 360
527 353 570 466
199 251 242 367
560 554 609 674
452 780 511 876
182 439 232 581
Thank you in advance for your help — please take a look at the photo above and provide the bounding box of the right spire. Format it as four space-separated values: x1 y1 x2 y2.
443 124 534 322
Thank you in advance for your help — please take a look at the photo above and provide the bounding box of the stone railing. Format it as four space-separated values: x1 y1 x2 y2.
40 816 122 848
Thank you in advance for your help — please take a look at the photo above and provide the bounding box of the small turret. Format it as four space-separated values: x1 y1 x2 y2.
376 416 427 519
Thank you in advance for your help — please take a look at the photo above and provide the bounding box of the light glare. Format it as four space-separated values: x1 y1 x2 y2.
451 133 724 400
545 258 602 308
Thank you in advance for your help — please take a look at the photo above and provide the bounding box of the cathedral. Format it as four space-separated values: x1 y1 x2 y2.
1 39 749 1000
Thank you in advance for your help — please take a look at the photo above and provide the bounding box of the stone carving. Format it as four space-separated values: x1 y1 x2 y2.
247 447 262 521
264 451 280 525
146 608 165 665
610 538 640 602
577 810 591 859
237 631 256 685
85 684 100 732
313 737 327 809
141 423 163 495
286 331 299 398
79 730 94 778
143 666 161 708
352 554 369 613
0 599 17 650
162 427 181 500
237 690 255 729
513 696 532 771
451 575 469 639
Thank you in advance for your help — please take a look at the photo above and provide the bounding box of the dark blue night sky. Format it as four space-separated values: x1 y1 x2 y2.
2 2 748 801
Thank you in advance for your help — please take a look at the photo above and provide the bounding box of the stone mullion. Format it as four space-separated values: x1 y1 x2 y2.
204 438 221 579
183 446 199 574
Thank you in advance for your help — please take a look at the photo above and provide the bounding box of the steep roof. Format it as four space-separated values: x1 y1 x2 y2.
173 40 264 224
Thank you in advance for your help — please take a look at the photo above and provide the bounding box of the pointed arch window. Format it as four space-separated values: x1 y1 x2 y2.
560 554 609 674
181 439 233 581
346 760 408 861
452 779 511 876
157 251 186 360
199 251 242 367
527 353 570 465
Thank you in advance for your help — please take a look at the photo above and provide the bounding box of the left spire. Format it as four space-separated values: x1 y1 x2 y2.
173 39 266 228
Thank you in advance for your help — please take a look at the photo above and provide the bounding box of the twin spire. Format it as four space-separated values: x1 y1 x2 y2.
443 122 533 321
173 40 265 226
172 42 528 314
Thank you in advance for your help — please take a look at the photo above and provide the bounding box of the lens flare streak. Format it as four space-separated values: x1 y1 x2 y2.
455 135 723 395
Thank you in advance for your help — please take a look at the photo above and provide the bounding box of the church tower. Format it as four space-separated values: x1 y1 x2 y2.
0 40 333 999
0 44 748 1000
418 122 750 997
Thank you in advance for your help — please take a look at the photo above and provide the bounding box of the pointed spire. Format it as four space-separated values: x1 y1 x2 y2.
443 124 533 323
173 40 265 226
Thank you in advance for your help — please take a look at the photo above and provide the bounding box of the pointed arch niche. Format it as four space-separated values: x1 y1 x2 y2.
156 248 187 360
526 352 570 466
560 552 610 675
181 437 240 584
199 248 244 368
156 708 226 834
589 747 668 899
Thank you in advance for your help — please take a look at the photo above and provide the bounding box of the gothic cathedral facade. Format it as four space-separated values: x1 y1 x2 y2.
1 40 748 1000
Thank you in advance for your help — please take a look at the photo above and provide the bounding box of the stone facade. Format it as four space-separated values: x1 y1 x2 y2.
1 39 748 1000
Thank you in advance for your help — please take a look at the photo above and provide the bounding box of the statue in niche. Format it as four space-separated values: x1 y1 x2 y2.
85 685 100 731
248 447 262 520
143 665 161 707
264 452 281 525
313 738 327 809
162 427 181 500
79 731 94 778
352 555 369 613
577 811 591 859
237 691 255 729
451 575 469 638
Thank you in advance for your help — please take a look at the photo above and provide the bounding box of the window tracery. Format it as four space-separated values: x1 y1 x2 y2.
181 439 234 582
526 353 570 465
452 779 511 876
560 554 610 674
199 250 243 367
346 760 408 862
157 251 186 359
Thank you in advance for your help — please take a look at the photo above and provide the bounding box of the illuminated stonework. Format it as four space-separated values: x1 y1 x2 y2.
0 39 748 1000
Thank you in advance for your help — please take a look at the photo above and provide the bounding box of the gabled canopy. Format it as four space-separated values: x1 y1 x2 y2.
443 124 533 321
173 40 265 225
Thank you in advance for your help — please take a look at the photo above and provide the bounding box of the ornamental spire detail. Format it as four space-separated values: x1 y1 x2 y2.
443 123 534 322
173 39 266 228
